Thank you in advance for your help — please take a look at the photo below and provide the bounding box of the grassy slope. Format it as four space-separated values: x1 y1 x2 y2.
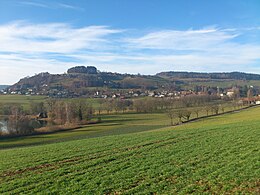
0 107 259 194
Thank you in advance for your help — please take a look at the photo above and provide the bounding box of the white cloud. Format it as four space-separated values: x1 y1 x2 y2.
0 21 121 53
20 1 49 8
124 27 239 51
20 1 84 11
1 22 260 84
0 53 76 84
57 3 84 11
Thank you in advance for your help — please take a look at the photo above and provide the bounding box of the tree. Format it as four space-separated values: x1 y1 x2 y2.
133 99 142 113
176 110 184 123
183 110 192 121
45 99 57 120
205 106 211 116
220 104 225 113
166 109 175 126
103 100 113 114
233 88 240 100
247 88 253 98
211 105 219 115
193 108 200 118
30 102 45 115
7 105 34 135
247 88 253 105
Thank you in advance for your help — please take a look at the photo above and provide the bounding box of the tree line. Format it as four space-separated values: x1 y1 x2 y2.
0 99 94 136
0 94 245 136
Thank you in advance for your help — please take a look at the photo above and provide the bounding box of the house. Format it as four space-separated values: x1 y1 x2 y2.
226 91 234 97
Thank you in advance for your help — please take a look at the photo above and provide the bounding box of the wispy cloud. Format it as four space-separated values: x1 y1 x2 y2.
1 21 260 84
19 1 83 11
0 21 122 53
124 27 239 51
20 1 49 8
57 3 84 11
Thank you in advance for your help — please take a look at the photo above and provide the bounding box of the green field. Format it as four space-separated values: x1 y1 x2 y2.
181 79 260 89
0 95 47 110
0 113 169 149
0 106 259 193
0 103 239 149
0 95 103 110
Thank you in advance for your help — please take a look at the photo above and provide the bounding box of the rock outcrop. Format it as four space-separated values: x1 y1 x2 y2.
67 66 97 74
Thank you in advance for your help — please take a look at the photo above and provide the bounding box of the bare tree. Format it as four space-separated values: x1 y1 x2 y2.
183 110 192 121
176 110 184 123
45 99 57 120
247 88 253 105
7 105 34 135
220 104 225 113
103 100 113 114
193 108 200 118
30 102 45 115
211 105 219 115
166 109 175 126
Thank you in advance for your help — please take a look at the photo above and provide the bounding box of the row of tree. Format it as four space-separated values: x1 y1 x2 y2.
0 94 244 136
97 94 220 114
166 102 244 126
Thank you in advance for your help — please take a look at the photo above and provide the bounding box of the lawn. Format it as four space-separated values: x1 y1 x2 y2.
0 106 259 194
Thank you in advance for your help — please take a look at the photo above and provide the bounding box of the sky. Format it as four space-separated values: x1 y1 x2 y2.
0 0 260 84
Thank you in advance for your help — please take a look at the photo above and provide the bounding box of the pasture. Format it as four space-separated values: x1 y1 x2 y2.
0 95 47 109
0 105 259 194
0 113 169 149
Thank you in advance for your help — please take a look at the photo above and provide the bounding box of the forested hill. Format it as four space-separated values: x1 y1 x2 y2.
6 66 260 96
7 66 170 94
157 71 260 80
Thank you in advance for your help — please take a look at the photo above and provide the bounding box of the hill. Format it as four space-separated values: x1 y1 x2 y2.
6 66 172 96
6 66 260 97
0 106 259 194
157 71 260 80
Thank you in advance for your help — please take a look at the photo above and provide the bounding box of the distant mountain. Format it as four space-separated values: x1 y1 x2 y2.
0 85 9 90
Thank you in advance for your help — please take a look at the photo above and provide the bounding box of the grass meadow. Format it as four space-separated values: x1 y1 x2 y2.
0 105 259 194
0 95 47 110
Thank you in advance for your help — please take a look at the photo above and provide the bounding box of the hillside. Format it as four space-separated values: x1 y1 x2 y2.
0 106 259 194
157 71 260 80
6 66 172 96
6 66 260 97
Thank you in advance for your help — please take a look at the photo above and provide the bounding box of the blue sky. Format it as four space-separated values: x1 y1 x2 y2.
0 0 260 84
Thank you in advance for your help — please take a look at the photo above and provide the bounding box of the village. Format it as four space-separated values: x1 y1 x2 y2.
1 83 260 106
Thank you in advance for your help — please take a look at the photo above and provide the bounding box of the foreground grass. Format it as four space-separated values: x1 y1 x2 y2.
0 107 259 194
